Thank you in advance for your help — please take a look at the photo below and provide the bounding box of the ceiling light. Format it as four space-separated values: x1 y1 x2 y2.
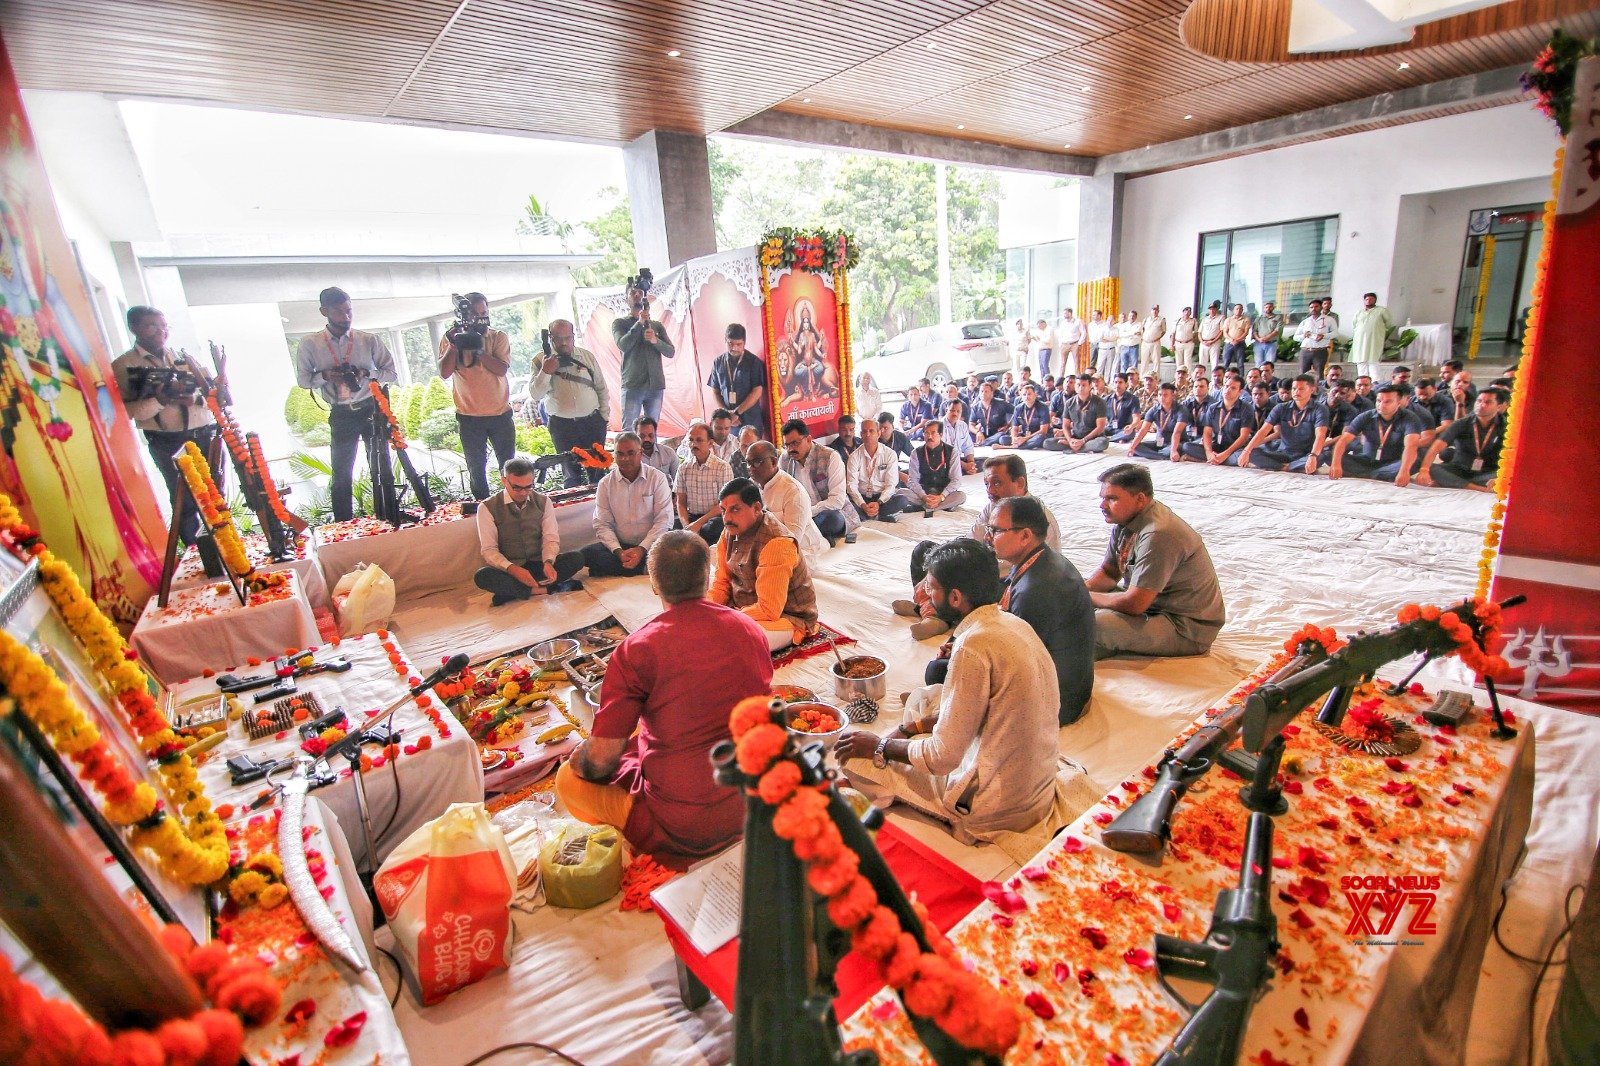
1063 143 1073 149
666 49 681 57
927 42 938 50
957 124 966 130
1183 114 1193 120
1081 85 1091 92
1397 61 1410 70
801 97 811 103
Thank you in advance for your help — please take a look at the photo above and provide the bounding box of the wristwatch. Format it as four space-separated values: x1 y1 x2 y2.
873 733 894 769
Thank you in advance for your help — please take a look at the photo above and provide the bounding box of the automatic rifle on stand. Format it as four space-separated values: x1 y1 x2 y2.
366 381 435 527
204 342 304 563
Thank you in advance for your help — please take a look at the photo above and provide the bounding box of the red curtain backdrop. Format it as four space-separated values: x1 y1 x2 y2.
0 35 168 622
1489 55 1600 714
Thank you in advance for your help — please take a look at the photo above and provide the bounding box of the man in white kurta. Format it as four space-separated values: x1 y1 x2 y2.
1349 292 1395 367
835 538 1072 847
745 440 828 563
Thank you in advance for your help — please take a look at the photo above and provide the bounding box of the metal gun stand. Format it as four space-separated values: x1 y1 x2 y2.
366 383 436 528
708 707 1000 1066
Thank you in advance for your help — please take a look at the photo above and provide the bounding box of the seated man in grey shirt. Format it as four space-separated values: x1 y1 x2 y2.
1086 462 1225 659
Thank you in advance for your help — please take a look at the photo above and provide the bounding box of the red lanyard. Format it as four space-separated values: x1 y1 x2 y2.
922 445 949 473
999 547 1045 611
325 331 352 365
1472 418 1498 457
1375 417 1395 456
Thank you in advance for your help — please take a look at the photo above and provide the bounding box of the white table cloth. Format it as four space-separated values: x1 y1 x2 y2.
311 499 596 604
131 570 320 686
170 536 329 608
172 631 482 868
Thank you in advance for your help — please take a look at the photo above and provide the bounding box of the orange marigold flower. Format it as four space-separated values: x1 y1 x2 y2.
183 942 232 989
192 1008 245 1057
735 723 787 775
109 1028 166 1066
730 696 778 740
902 955 956 1018
826 874 878 931
756 760 801 804
805 847 860 898
884 931 923 988
791 818 843 863
153 1018 208 1063
851 906 901 962
212 971 282 1027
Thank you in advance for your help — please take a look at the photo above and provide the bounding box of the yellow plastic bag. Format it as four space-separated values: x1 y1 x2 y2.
539 823 624 909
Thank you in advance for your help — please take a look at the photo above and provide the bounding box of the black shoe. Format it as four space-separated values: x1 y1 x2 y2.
923 509 933 518
878 514 898 523
845 533 857 544
491 594 509 607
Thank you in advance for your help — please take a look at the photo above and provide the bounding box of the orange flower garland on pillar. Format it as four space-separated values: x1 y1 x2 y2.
1477 145 1563 599
727 695 1021 1057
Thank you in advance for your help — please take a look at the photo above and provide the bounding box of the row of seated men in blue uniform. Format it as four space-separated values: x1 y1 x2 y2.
889 359 1508 491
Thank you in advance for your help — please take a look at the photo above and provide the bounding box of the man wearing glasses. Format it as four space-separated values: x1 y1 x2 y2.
474 456 585 604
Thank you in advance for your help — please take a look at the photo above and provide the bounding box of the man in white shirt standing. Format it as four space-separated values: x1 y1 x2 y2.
474 455 585 605
294 286 398 521
1295 298 1334 377
846 416 910 525
1139 305 1168 378
1059 307 1087 377
745 440 829 562
528 317 609 489
1032 316 1058 381
1089 309 1116 380
1170 306 1197 369
562 433 671 578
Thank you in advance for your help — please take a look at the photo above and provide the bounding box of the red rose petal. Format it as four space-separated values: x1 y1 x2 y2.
1384 757 1409 772
1022 991 1055 1020
1052 960 1071 984
1162 901 1182 922
1021 865 1049 882
1402 794 1423 808
1294 1006 1311 1032
1060 836 1087 854
324 1011 368 1048
1443 794 1462 807
1452 783 1476 795
1019 959 1038 977
991 913 1014 928
871 998 900 1021
1080 927 1108 950
1092 811 1113 826
1289 908 1314 929
1316 816 1341 830
285 999 316 1025
1123 947 1155 971
1271 856 1292 869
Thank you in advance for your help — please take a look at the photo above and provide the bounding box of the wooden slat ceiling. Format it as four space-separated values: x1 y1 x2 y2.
2 0 1595 161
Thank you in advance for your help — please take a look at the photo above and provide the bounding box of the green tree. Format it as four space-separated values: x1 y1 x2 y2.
402 326 436 383
818 156 939 341
572 188 637 288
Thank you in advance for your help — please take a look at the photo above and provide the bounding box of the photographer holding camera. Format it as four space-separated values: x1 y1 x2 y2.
610 270 675 428
293 286 398 521
528 318 610 487
112 305 225 573
437 292 515 500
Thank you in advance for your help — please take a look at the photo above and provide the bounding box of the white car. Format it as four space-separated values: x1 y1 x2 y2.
858 320 1010 391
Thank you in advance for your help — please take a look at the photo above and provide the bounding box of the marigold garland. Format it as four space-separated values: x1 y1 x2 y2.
1478 145 1562 599
727 695 1021 1057
1396 599 1509 680
1282 624 1344 658
0 493 231 886
0 922 280 1065
369 382 407 449
759 229 858 274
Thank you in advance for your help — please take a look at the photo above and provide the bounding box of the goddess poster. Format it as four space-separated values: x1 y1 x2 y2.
765 267 843 439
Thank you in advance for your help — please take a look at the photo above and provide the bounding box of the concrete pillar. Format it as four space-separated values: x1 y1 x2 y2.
427 316 448 362
389 328 412 385
111 242 148 306
1076 173 1125 286
623 130 717 272
140 264 202 355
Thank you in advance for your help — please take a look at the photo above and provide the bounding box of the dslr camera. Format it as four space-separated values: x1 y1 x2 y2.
124 365 203 404
323 363 368 394
446 292 491 353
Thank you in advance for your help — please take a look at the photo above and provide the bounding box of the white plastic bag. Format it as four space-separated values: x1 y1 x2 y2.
331 563 395 637
374 803 516 1005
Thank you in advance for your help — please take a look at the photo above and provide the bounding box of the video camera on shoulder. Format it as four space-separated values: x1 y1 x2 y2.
447 292 491 352
625 268 654 311
125 365 203 404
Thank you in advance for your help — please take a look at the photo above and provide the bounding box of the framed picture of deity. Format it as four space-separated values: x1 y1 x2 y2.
0 558 211 942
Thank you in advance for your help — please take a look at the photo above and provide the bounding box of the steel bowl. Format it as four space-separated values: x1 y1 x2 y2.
783 700 849 746
526 638 579 671
831 655 887 704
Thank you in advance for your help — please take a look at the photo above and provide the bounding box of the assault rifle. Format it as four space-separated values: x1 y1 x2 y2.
1151 811 1279 1066
1103 647 1325 854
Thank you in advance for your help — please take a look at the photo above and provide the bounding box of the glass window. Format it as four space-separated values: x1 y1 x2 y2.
1196 216 1338 320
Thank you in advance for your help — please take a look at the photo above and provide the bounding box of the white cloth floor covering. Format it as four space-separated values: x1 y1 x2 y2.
380 448 1600 1066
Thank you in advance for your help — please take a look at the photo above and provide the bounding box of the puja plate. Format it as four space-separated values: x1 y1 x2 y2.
770 684 816 704
479 748 508 772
